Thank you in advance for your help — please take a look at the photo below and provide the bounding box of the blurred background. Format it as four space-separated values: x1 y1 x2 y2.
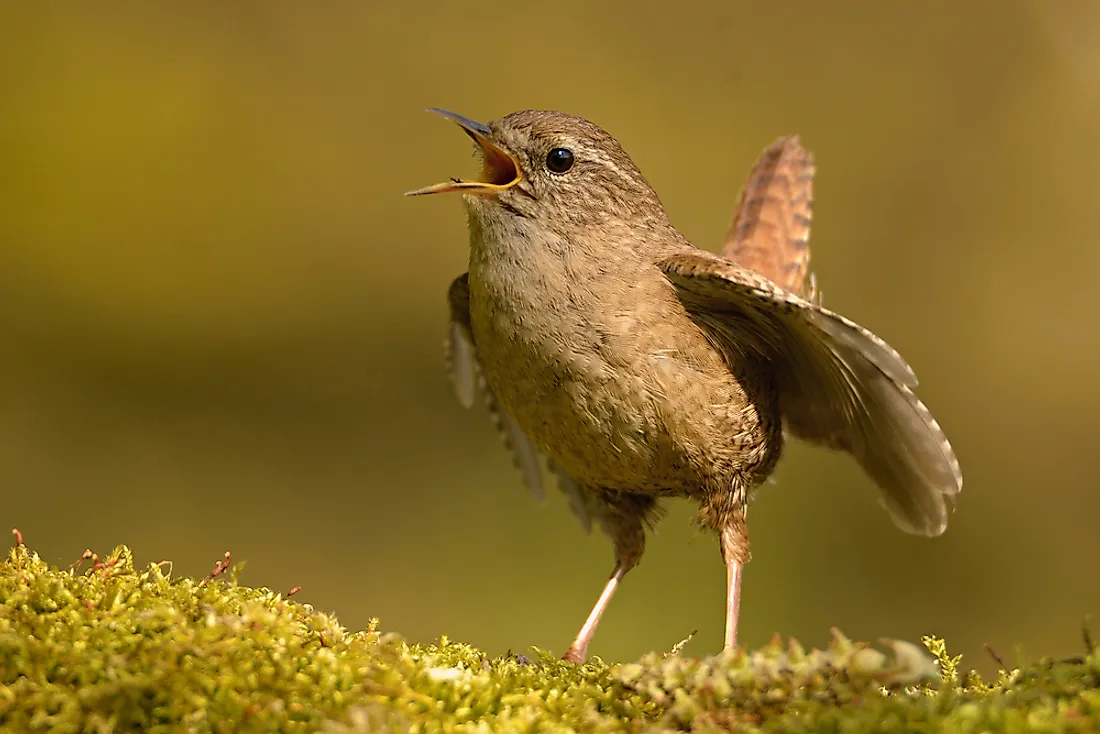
2 2 1098 674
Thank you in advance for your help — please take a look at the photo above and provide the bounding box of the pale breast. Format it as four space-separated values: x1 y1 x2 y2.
467 259 780 494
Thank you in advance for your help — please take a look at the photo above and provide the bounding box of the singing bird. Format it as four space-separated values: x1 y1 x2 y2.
407 108 962 664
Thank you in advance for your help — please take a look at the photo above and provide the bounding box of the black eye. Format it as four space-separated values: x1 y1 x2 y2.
546 147 575 174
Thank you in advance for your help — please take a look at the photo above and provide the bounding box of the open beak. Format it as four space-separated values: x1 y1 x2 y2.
404 108 522 196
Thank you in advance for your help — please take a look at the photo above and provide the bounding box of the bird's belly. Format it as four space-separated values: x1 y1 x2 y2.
470 290 779 493
483 346 668 490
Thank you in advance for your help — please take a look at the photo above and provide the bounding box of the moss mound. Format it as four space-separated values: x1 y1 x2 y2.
0 539 1096 732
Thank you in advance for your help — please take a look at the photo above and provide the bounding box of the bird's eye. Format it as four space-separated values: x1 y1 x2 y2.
545 147 575 174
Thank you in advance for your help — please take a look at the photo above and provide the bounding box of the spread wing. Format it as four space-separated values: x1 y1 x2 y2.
447 274 598 533
658 251 962 536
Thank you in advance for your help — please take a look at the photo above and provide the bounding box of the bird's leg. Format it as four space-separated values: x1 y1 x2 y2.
562 492 657 665
720 508 750 651
561 564 627 664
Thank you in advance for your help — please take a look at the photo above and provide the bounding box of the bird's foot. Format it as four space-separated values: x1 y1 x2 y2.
561 647 587 665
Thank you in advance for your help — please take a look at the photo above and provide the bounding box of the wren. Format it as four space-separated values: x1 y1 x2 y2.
407 108 962 664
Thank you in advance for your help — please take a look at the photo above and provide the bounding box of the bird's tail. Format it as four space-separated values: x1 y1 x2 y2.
722 136 818 302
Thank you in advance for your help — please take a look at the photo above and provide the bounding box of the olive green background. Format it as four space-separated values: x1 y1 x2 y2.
2 3 1097 672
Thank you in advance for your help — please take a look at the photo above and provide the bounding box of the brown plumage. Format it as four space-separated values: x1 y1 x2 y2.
724 136 818 302
409 108 962 664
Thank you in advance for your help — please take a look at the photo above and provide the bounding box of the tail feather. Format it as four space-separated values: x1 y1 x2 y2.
723 136 818 302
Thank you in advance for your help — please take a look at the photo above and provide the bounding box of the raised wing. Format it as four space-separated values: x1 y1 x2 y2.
658 251 962 536
447 274 597 532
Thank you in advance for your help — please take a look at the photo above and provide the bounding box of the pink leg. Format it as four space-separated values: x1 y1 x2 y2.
720 511 749 651
724 555 744 649
561 491 657 664
562 565 627 664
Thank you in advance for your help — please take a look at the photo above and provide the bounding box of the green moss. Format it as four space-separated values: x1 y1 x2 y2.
0 541 1096 732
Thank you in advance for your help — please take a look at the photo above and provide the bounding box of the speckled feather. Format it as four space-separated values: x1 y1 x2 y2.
712 135 962 531
658 251 962 535
723 135 820 303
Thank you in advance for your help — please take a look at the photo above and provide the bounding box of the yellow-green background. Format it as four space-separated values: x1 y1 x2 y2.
3 2 1097 673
